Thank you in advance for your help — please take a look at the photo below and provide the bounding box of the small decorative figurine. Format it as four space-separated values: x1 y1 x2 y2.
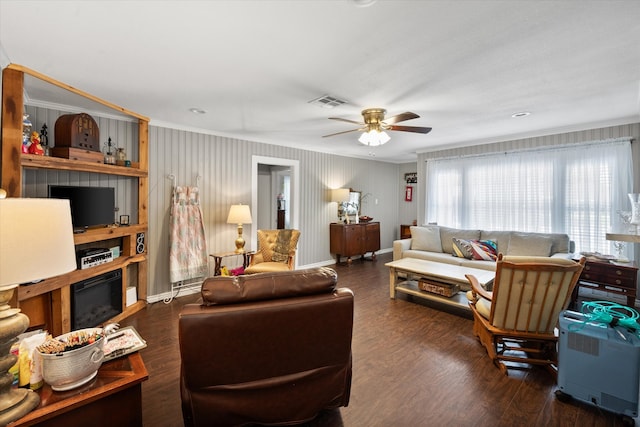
40 124 50 156
28 131 45 155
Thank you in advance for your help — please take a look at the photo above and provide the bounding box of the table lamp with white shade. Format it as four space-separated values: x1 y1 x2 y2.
227 204 252 253
0 194 77 424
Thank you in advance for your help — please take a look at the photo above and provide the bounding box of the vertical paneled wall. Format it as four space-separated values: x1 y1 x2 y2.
148 125 401 299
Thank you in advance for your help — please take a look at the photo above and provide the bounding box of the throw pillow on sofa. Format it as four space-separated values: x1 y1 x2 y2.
507 233 552 256
452 238 498 261
439 226 481 254
410 226 443 252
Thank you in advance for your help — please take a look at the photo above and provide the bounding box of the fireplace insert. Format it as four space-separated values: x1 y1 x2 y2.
71 269 122 330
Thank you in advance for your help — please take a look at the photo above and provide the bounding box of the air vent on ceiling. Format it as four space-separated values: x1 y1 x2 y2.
308 95 348 109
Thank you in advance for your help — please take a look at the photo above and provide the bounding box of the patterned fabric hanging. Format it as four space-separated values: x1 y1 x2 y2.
169 186 208 283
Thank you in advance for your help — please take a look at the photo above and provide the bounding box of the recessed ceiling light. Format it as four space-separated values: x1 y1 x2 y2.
511 111 531 118
189 108 206 114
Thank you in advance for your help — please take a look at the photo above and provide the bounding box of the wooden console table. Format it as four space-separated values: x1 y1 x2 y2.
330 222 380 264
571 259 638 308
9 352 148 427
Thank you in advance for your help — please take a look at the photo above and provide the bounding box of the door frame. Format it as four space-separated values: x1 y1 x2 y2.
251 156 300 254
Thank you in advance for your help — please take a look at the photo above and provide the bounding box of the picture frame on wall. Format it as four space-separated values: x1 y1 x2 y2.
405 186 413 202
404 172 417 184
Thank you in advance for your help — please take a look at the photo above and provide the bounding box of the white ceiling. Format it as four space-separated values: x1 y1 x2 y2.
1 0 639 163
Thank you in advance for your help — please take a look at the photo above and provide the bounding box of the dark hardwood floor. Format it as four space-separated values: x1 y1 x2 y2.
120 252 635 426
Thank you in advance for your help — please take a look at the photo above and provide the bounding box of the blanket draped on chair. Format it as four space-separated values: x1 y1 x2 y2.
272 229 293 263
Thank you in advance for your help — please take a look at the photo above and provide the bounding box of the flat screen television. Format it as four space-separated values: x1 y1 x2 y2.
48 185 115 230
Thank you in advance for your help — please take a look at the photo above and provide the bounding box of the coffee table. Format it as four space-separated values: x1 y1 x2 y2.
386 258 495 311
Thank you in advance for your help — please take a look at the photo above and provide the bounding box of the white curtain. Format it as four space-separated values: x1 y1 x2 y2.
425 139 633 256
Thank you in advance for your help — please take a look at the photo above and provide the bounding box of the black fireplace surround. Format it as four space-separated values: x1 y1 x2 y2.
71 269 122 330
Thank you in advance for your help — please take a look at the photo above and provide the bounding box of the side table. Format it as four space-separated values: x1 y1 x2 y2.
209 251 253 276
400 224 412 240
8 352 148 427
571 258 638 309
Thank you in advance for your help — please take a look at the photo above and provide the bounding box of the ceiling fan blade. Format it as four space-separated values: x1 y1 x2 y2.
383 112 420 125
322 128 363 138
328 117 363 125
387 125 432 134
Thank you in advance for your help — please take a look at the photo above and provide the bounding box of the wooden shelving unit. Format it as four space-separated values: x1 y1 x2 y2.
1 64 149 335
21 153 147 177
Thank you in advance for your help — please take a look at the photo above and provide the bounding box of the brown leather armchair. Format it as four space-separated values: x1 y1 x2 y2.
178 267 353 427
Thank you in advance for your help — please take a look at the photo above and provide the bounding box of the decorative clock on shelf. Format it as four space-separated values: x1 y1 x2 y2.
54 112 100 150
52 112 103 163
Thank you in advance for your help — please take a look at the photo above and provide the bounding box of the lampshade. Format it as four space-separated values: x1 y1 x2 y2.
0 198 77 286
331 188 350 203
0 197 77 424
358 129 390 146
226 204 252 225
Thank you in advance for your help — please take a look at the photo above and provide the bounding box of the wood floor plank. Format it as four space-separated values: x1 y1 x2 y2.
120 253 632 426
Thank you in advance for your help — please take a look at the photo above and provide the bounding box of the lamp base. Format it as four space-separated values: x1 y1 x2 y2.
234 224 246 254
0 286 40 424
0 388 40 426
234 238 246 254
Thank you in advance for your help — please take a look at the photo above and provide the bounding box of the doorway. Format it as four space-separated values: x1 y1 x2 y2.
251 156 300 254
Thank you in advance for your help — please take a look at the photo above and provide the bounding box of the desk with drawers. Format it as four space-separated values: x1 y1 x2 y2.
571 258 638 308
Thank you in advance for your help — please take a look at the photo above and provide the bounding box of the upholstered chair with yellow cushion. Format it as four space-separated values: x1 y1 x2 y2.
465 253 585 378
244 229 301 274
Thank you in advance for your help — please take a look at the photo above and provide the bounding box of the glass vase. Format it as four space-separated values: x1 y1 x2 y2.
628 193 640 225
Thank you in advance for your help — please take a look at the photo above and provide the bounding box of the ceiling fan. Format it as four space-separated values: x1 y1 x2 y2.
323 108 432 146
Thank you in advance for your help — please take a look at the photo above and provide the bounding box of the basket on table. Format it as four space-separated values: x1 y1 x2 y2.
37 328 105 391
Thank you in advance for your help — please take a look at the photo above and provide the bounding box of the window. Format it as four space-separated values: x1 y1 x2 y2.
426 139 633 256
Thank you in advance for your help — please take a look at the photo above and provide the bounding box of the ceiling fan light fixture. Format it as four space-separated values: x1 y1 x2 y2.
359 129 390 146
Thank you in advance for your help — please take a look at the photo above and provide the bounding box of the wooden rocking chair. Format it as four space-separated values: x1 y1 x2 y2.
466 253 585 377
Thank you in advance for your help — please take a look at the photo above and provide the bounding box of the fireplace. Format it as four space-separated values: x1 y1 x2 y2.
71 269 122 330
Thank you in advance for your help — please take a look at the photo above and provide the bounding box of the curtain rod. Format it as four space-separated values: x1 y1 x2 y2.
424 137 633 163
